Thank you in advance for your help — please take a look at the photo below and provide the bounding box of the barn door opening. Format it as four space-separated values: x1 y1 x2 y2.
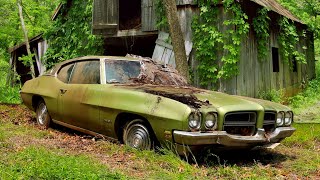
119 0 141 30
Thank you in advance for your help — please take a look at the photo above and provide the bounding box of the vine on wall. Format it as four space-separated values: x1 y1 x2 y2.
44 0 104 68
155 0 168 29
192 0 249 86
278 17 306 66
253 8 271 61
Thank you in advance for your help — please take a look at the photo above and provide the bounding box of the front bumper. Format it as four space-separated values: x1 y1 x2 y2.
173 127 295 147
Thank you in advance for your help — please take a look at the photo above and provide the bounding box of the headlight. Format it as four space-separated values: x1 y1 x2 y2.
188 112 201 131
205 113 217 130
276 112 284 126
284 111 293 126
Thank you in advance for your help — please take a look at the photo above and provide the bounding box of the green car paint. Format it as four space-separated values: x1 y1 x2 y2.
20 56 295 154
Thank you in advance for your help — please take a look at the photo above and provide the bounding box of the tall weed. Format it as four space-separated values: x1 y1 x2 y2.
258 89 284 103
0 59 21 104
0 86 21 104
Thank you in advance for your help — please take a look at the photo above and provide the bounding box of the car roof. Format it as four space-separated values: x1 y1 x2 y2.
49 56 140 75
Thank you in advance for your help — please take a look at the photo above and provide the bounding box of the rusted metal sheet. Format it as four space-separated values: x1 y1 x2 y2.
92 0 119 35
250 0 304 24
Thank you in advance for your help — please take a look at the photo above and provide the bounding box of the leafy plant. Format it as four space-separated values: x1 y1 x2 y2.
0 59 21 104
44 0 104 68
155 0 168 29
0 0 59 66
258 89 284 103
288 61 320 113
278 17 306 67
192 0 249 86
0 86 21 104
253 8 271 61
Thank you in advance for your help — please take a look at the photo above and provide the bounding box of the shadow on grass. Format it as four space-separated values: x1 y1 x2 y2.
194 148 295 167
44 123 295 168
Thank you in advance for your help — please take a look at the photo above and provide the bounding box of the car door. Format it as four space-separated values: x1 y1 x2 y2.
58 60 103 133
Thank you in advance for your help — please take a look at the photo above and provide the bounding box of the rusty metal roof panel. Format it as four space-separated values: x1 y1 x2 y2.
250 0 304 24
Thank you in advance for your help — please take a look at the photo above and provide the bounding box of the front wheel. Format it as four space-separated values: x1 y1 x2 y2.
36 100 51 129
123 119 153 150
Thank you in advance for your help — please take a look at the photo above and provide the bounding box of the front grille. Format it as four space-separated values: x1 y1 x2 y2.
263 112 276 133
223 112 256 136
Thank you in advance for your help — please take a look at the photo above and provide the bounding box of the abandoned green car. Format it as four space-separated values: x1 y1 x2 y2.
20 56 295 154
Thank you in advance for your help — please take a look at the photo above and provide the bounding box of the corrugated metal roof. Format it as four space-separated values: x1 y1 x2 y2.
250 0 304 24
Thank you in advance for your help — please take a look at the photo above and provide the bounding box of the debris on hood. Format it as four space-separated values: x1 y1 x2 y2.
122 55 209 108
126 54 188 86
144 89 210 109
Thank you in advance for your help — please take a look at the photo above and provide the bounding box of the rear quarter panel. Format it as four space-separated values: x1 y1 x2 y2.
20 76 61 120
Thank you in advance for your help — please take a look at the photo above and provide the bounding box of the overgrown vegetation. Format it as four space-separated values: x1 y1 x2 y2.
192 0 250 86
0 59 21 104
0 0 58 64
253 8 271 61
278 17 306 66
44 0 104 68
288 62 320 113
155 0 168 29
258 89 284 103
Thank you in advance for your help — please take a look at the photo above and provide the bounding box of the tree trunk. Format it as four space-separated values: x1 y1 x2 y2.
163 0 189 81
17 0 35 79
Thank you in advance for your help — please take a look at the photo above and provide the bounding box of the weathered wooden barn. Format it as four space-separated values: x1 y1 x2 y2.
10 0 315 98
92 0 315 97
8 34 47 85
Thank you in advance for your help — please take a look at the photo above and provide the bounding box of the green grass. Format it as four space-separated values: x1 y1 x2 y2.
0 147 126 180
283 123 320 149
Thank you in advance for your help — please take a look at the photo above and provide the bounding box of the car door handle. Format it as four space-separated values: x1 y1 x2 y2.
60 89 67 94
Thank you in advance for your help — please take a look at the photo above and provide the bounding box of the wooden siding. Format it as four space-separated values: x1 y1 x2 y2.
141 0 157 31
218 10 314 98
92 0 119 35
184 3 315 97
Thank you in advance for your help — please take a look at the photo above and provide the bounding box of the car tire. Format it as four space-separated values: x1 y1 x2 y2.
123 119 153 150
36 100 51 129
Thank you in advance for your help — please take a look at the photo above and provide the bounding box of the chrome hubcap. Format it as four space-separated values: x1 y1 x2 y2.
125 124 151 150
37 103 48 125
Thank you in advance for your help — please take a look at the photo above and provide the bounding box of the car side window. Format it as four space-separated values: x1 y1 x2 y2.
69 61 100 84
57 63 75 83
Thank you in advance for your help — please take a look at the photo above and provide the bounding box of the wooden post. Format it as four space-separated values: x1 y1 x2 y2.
17 0 35 79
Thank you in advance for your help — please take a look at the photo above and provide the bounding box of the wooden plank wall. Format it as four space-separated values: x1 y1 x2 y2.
92 0 119 35
152 5 196 68
151 1 315 98
195 4 314 97
141 0 157 31
220 13 314 97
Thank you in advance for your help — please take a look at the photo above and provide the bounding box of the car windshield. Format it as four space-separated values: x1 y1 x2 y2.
105 60 141 83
